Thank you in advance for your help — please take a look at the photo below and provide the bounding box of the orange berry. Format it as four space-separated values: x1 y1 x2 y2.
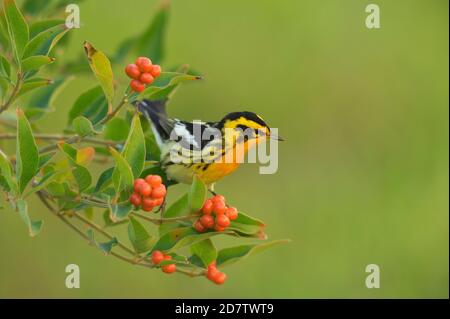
150 64 161 77
143 197 158 207
145 175 162 187
162 263 176 274
213 201 226 215
135 57 153 72
207 266 219 281
213 272 227 285
141 203 154 212
202 199 213 215
130 79 145 92
138 182 152 197
214 225 226 232
125 63 141 79
194 220 206 233
225 207 238 221
133 179 146 193
216 214 230 228
129 193 142 207
212 195 225 204
151 250 164 265
153 197 164 206
151 184 166 199
199 214 215 229
140 72 154 84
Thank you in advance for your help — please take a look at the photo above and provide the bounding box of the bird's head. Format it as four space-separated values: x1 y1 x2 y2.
218 111 283 142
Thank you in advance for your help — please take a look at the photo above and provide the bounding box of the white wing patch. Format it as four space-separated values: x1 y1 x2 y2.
173 121 200 148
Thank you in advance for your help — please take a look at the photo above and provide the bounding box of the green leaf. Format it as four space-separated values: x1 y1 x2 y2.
24 169 61 197
24 77 72 120
128 216 154 253
3 0 29 65
190 239 217 267
58 142 77 160
228 212 267 239
68 85 108 125
87 229 118 255
94 167 114 193
108 199 133 222
38 152 55 171
188 175 206 213
29 19 65 38
121 113 145 178
216 240 290 267
102 209 127 227
83 41 114 105
0 8 10 51
0 148 17 194
17 198 43 237
70 164 91 192
104 117 129 141
158 193 190 235
138 72 202 100
135 0 169 64
72 116 100 137
15 109 39 193
22 55 55 72
22 24 68 58
151 226 229 253
58 143 92 191
110 147 134 194
18 77 52 97
0 54 11 78
164 193 189 218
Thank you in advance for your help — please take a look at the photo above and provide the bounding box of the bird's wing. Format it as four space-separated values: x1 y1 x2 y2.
173 120 222 152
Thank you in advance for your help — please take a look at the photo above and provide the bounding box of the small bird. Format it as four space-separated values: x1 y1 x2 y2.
136 99 282 189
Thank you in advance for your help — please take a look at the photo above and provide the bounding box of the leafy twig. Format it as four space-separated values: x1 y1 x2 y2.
0 72 23 114
99 94 129 125
0 132 119 146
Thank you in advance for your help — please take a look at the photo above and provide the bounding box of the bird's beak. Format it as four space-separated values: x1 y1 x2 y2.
270 134 284 141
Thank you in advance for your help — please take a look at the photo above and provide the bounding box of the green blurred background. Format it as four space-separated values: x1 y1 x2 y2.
0 0 448 298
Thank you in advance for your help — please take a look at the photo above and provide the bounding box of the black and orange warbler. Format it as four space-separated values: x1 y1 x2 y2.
135 99 283 190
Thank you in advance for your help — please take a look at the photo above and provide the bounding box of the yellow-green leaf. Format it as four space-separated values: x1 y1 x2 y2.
83 41 114 105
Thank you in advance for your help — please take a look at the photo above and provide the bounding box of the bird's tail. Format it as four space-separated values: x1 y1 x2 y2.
135 99 170 147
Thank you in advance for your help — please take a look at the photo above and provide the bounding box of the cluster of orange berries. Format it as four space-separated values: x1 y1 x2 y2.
125 57 162 93
129 175 167 212
151 250 176 274
193 195 238 233
206 261 227 285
